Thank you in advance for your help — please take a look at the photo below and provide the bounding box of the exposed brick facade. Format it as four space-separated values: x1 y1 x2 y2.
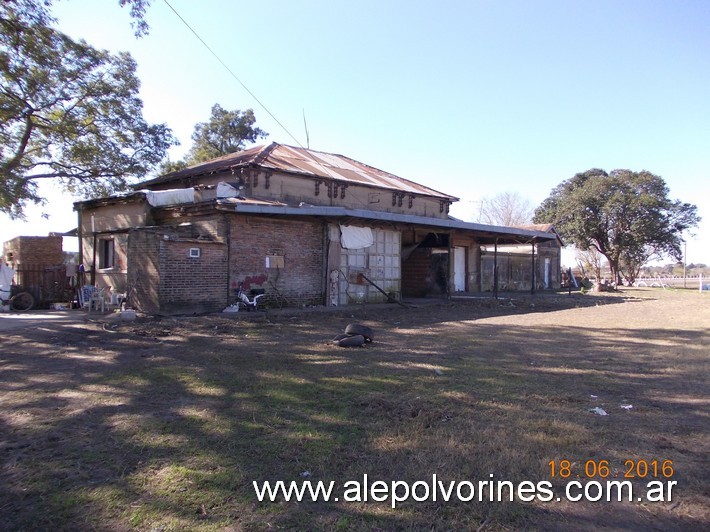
401 248 448 297
76 146 562 314
160 240 227 314
402 248 431 297
125 215 325 313
127 230 162 314
228 215 325 307
127 226 228 314
3 235 63 268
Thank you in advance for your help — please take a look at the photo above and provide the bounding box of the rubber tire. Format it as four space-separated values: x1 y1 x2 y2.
10 291 35 312
345 323 374 342
336 334 366 347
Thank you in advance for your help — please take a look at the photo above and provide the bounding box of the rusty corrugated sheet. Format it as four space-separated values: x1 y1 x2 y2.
136 143 457 200
259 145 457 199
215 196 288 208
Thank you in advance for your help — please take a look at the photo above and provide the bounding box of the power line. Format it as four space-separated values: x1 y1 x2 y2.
160 1 371 209
162 0 304 148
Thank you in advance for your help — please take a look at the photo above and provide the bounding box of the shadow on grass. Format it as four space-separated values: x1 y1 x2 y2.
0 294 708 530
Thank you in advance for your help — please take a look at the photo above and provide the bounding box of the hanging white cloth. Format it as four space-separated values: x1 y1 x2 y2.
1 264 15 304
340 225 374 250
0 263 15 290
142 188 195 206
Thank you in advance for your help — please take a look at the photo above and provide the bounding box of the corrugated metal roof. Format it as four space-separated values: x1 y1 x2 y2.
513 224 564 245
212 202 557 245
73 191 555 245
136 142 458 201
216 196 288 208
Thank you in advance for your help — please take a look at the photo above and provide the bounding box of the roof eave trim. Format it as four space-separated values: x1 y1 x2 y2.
226 204 555 241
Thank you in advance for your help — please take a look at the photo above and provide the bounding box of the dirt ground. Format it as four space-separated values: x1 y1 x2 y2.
1 288 708 530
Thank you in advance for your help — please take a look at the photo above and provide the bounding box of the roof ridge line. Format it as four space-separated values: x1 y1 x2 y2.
273 144 458 200
250 141 280 166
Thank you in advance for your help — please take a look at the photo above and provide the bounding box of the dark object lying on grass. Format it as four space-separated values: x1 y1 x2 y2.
332 323 374 347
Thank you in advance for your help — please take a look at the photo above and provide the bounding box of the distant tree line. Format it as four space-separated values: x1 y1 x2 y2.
641 263 709 277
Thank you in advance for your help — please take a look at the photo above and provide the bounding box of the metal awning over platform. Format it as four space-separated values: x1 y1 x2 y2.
215 201 554 245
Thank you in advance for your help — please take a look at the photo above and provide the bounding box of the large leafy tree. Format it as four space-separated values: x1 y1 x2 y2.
158 104 268 175
0 0 175 218
534 169 700 284
187 104 267 164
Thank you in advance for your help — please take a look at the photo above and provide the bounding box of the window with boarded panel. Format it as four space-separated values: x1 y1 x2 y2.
338 228 400 305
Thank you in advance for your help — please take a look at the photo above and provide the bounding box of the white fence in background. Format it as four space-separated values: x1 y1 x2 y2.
633 275 707 291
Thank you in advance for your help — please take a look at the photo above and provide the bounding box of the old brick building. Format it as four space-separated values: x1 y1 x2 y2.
3 234 63 269
2 234 73 306
75 143 559 314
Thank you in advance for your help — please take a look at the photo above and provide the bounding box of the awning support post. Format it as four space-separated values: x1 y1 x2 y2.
493 238 499 300
530 239 536 295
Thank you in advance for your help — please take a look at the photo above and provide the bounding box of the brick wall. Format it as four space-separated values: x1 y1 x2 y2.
402 248 449 297
228 215 325 307
126 215 324 313
191 217 227 242
3 235 63 268
402 248 431 297
127 227 228 314
160 240 227 314
127 230 161 314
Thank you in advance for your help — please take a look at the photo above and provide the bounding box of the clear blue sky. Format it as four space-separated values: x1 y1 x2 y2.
2 0 709 265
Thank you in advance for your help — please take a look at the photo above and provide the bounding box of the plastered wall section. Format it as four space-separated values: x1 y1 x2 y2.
79 202 150 293
160 170 452 219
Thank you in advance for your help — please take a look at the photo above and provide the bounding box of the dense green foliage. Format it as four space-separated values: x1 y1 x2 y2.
187 104 267 163
534 169 700 283
0 0 174 217
158 105 268 175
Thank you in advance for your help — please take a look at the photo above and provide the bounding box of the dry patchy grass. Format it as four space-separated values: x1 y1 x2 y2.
0 288 708 530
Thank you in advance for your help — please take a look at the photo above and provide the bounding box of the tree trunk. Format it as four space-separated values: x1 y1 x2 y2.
608 258 621 287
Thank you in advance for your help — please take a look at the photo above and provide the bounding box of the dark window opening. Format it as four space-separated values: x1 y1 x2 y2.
99 239 114 269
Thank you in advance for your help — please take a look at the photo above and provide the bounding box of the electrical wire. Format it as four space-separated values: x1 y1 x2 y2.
162 0 304 149
161 0 383 210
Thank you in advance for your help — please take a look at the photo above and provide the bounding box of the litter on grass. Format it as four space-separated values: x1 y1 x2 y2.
620 404 633 410
589 407 608 416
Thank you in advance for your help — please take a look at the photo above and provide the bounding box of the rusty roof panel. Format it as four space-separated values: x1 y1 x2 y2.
136 143 458 201
216 196 288 207
264 145 455 198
